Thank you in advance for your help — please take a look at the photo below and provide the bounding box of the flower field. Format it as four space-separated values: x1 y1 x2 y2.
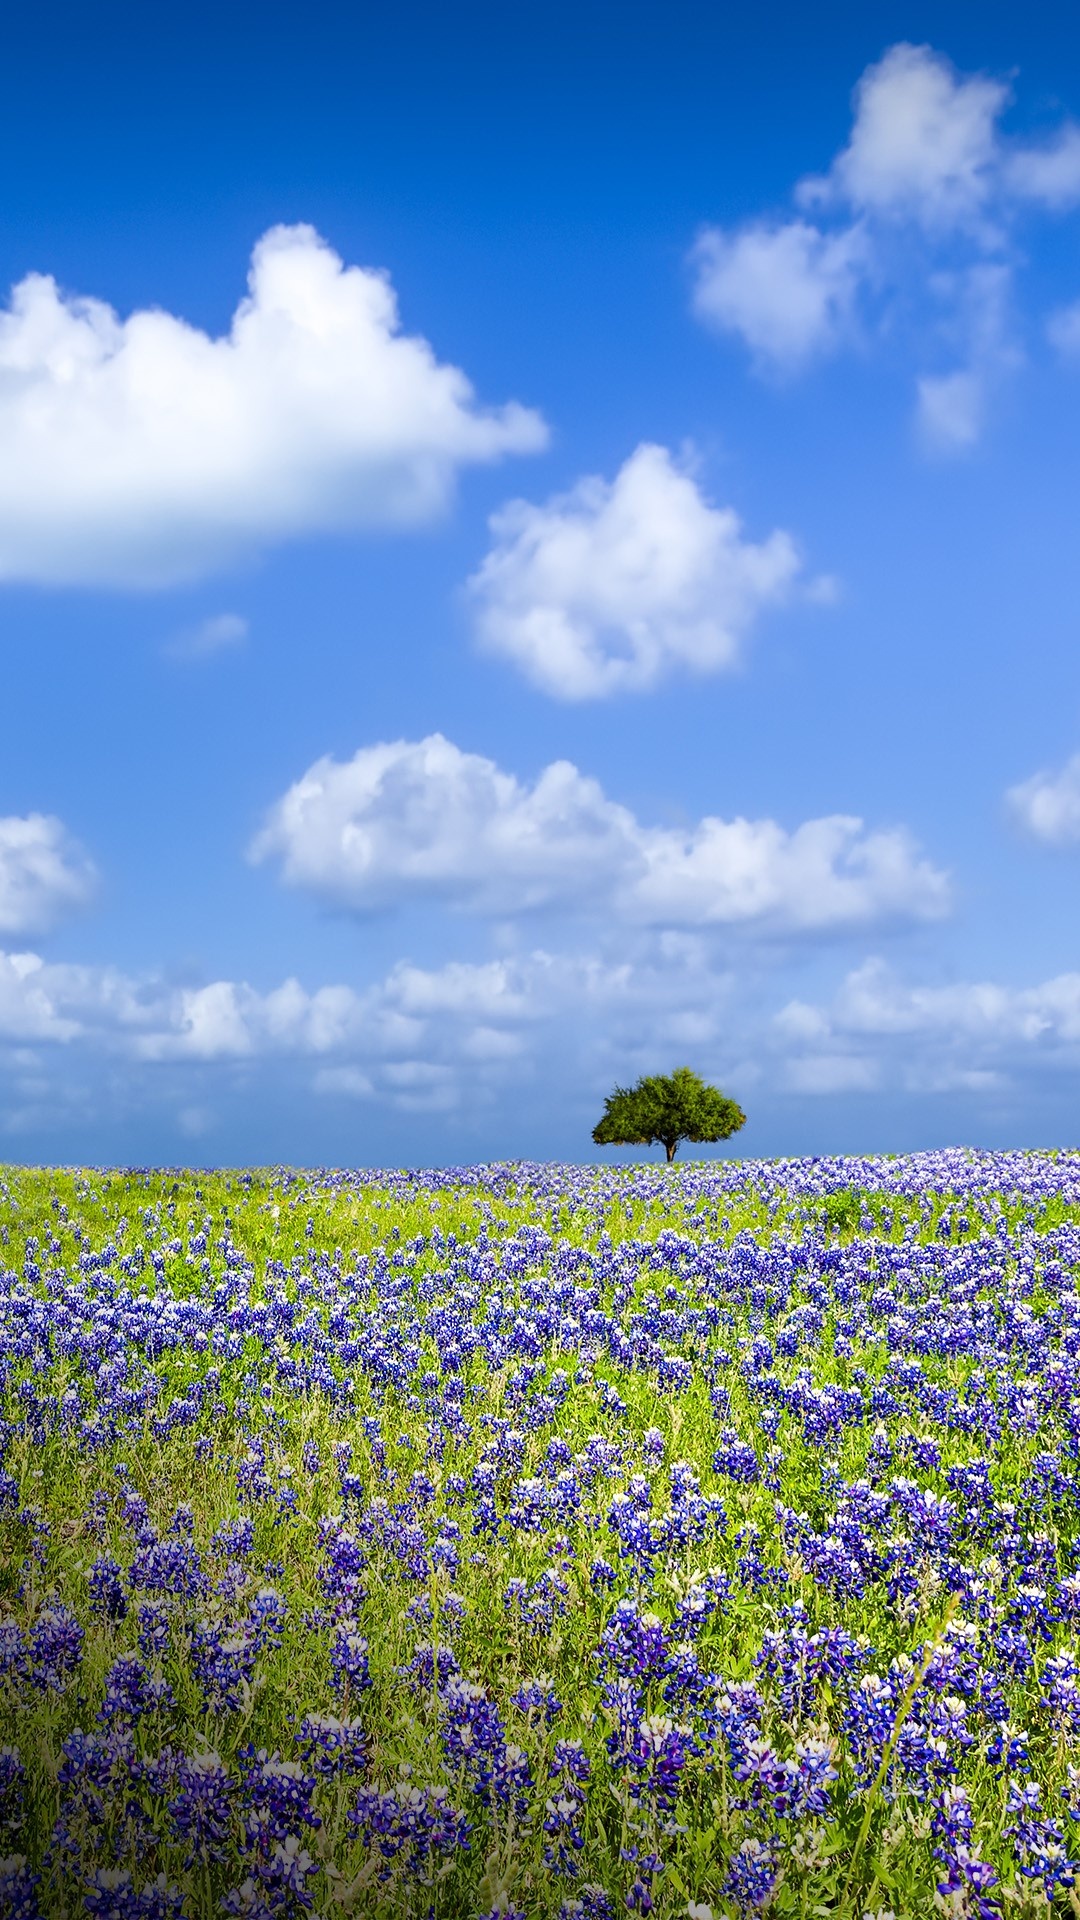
3 1152 1080 1919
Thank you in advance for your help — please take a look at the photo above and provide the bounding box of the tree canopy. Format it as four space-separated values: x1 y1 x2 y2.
591 1066 746 1163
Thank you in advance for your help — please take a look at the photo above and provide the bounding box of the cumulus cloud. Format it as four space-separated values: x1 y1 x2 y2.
833 959 1080 1041
251 731 950 931
468 443 803 697
0 939 734 1124
0 815 97 936
774 956 1080 1094
1006 124 1080 209
9 931 1080 1130
801 42 1007 232
0 951 368 1058
1006 752 1080 843
0 224 546 588
692 42 1080 443
691 220 866 371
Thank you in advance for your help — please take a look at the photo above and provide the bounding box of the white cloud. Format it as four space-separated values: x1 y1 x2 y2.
164 613 249 661
0 224 546 588
916 367 985 450
1006 124 1080 208
910 261 1014 451
252 731 950 931
0 939 733 1124
827 958 1080 1040
690 220 866 370
785 1052 880 1094
468 443 802 697
774 956 1080 1094
803 43 1007 231
917 264 1018 452
0 953 82 1042
9 931 1080 1129
693 42 1080 442
0 814 97 936
1047 300 1080 357
1007 752 1080 843
0 951 164 1042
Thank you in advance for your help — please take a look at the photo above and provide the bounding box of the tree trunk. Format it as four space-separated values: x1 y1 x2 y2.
665 1140 677 1162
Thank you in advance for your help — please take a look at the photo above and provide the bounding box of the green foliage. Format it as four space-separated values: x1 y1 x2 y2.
592 1064 746 1162
821 1188 867 1235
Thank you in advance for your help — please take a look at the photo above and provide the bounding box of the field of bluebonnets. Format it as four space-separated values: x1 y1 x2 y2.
3 1152 1080 1920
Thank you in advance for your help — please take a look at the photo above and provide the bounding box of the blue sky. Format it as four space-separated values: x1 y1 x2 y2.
3 0 1080 1164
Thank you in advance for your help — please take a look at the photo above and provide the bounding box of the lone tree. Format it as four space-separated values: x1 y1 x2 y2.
592 1066 746 1164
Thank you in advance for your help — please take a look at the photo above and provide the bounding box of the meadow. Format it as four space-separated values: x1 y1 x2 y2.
2 1150 1080 1919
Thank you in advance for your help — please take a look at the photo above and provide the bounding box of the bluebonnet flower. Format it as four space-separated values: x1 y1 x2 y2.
82 1869 185 1919
624 1713 694 1813
510 1677 562 1724
212 1518 256 1559
709 1682 766 1781
82 1870 142 1918
0 1750 25 1842
1006 1780 1078 1893
933 1849 1000 1920
1056 1572 1080 1620
296 1715 367 1779
623 1850 665 1913
118 1491 150 1533
135 1604 171 1659
558 1890 615 1920
1040 1651 1080 1730
168 1750 234 1866
596 1599 670 1684
784 1737 839 1818
711 1429 758 1485
0 1621 26 1685
398 1642 459 1693
97 1655 174 1725
439 1678 508 1798
0 1856 40 1920
503 1568 568 1631
239 1748 321 1849
248 1588 287 1653
87 1558 127 1622
544 1774 588 1875
190 1621 256 1713
722 1839 780 1914
128 1535 206 1602
931 1786 975 1857
28 1605 83 1693
985 1720 1029 1774
348 1780 471 1879
329 1622 371 1699
671 1570 729 1641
